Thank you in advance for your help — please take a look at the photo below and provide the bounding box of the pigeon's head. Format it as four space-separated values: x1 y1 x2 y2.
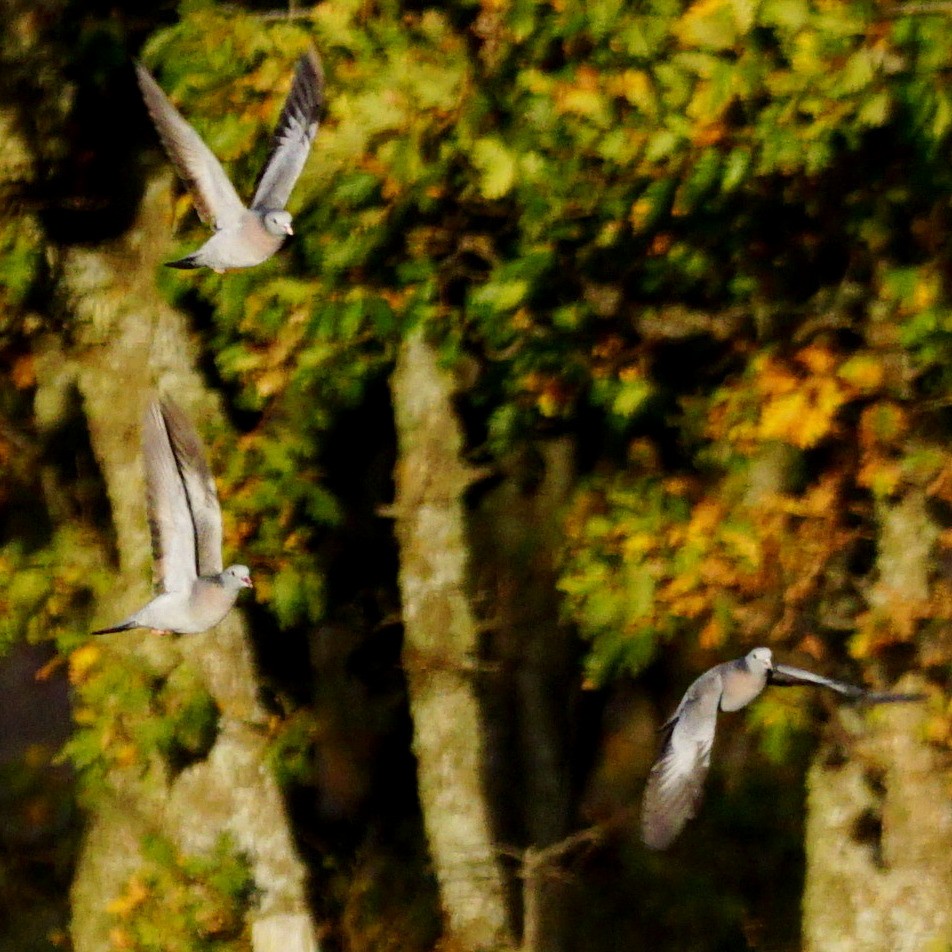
222 564 254 590
746 646 773 674
263 209 294 237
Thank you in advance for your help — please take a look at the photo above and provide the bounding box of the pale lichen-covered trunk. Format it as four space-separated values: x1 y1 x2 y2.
803 699 952 952
390 330 516 952
803 491 952 952
33 178 318 952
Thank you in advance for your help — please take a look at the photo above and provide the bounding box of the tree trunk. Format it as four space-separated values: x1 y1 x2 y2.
802 490 952 951
390 329 515 952
36 177 318 952
803 696 951 952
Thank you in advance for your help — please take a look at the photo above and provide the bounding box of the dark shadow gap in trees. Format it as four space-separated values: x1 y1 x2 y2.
0 0 179 245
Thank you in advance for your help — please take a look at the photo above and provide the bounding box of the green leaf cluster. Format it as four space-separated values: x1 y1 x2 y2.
107 833 253 952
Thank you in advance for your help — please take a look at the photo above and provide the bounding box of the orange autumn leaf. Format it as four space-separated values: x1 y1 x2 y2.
857 457 902 497
755 358 800 397
11 354 35 389
796 344 837 376
699 614 726 649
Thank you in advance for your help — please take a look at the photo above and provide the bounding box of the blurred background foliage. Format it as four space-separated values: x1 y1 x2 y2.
0 0 950 949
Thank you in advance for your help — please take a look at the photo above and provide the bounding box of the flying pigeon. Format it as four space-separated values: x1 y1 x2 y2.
640 647 924 849
92 397 252 635
136 49 325 272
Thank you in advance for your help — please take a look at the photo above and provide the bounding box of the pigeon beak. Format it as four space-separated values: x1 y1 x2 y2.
284 223 294 236
242 576 254 589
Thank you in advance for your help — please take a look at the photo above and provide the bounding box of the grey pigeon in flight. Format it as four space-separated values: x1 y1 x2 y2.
93 398 252 635
641 647 923 849
136 50 324 272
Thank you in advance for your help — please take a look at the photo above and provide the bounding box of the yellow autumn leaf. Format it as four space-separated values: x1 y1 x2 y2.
107 876 149 918
758 391 809 443
471 136 517 199
923 714 950 747
857 457 902 497
114 744 139 767
73 706 97 726
720 527 761 567
913 272 939 310
622 532 656 558
699 553 738 586
838 354 884 391
661 574 698 599
814 376 848 417
69 644 102 685
686 499 723 540
675 0 739 50
630 197 654 231
759 378 847 448
557 86 609 122
607 70 657 113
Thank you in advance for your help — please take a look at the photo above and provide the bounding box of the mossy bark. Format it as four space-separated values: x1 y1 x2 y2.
803 697 951 952
35 178 317 952
390 329 515 952
803 491 952 951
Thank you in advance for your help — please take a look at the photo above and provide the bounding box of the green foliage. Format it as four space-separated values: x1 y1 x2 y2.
61 648 219 800
132 0 952 729
3 0 952 943
558 473 693 684
106 833 253 952
0 217 44 328
0 527 104 658
747 691 813 764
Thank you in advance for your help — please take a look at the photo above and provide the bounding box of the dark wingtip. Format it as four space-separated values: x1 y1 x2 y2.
860 691 928 704
296 47 327 118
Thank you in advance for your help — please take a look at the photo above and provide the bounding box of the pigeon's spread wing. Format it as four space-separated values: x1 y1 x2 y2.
250 50 324 212
770 664 924 703
142 400 198 593
136 63 246 230
769 663 865 696
158 399 223 577
641 672 722 850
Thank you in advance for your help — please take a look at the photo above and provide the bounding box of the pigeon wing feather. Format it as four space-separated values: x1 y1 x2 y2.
136 63 246 230
770 663 924 703
142 400 199 593
641 668 723 849
158 399 224 577
250 49 325 212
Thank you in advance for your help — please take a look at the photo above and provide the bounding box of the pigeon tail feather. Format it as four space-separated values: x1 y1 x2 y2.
165 254 202 269
91 620 137 635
